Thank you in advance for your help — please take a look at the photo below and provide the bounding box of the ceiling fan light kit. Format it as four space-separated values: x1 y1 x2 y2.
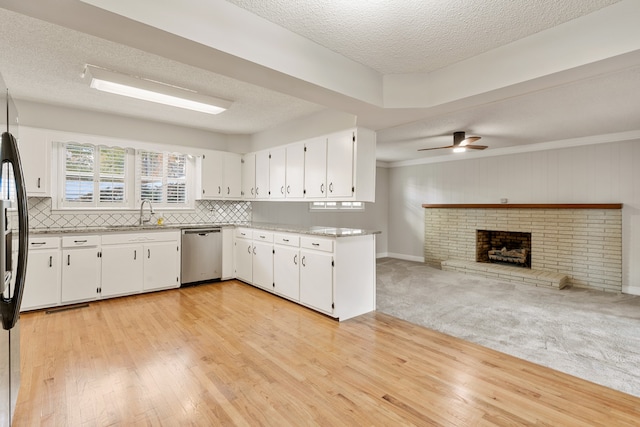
418 131 488 153
83 64 232 115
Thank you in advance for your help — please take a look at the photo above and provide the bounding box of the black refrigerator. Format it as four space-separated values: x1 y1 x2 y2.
0 73 29 426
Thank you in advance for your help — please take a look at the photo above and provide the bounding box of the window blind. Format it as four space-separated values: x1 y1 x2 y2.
99 146 126 203
64 143 95 203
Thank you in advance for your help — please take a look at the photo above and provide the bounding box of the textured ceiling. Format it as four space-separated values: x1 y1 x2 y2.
0 0 638 164
225 0 620 74
0 7 325 134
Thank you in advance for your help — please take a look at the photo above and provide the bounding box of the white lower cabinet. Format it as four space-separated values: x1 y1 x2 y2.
61 236 101 304
273 233 300 301
24 230 180 311
102 231 181 294
235 228 376 321
21 237 61 311
101 244 143 297
143 241 180 291
234 228 253 282
299 237 334 314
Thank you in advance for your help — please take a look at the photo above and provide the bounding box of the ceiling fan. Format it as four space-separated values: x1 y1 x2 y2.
418 131 487 153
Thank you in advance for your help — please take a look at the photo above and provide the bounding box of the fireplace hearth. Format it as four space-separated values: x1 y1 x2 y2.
477 230 531 268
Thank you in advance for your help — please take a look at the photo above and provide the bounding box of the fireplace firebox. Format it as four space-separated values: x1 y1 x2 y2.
476 230 531 268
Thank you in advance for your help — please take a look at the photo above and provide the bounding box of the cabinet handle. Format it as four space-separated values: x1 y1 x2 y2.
301 256 306 267
294 254 297 265
134 250 137 260
37 177 41 188
148 249 151 259
312 243 320 246
30 242 46 246
256 187 259 196
67 254 70 266
329 182 334 193
282 238 289 242
286 185 290 194
253 246 256 255
281 186 284 195
320 183 325 194
247 245 251 254
218 186 221 194
259 235 266 239
49 256 52 268
74 239 87 244
251 188 254 195
227 186 230 195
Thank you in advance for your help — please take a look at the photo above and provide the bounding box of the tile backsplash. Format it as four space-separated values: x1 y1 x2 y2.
26 197 251 229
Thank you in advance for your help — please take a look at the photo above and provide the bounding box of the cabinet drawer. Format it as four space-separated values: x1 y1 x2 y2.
300 236 333 252
28 236 60 250
62 235 100 248
252 230 274 242
235 228 252 239
274 233 299 247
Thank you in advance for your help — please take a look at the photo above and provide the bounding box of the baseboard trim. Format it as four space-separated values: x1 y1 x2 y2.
376 252 389 259
623 285 640 296
386 253 425 263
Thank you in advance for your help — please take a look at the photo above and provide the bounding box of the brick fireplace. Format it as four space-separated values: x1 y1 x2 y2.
422 204 623 292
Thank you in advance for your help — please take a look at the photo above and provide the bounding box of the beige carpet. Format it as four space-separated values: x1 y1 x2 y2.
375 257 640 397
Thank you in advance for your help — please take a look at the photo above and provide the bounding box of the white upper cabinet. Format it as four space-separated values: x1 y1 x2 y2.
223 152 242 199
242 127 375 202
326 130 354 198
303 136 328 198
200 150 224 199
269 147 286 199
199 150 242 200
254 150 270 199
285 143 305 199
242 153 255 199
17 127 51 196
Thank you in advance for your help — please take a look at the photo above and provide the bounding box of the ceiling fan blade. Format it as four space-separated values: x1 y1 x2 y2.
418 145 454 151
465 145 488 150
459 136 481 146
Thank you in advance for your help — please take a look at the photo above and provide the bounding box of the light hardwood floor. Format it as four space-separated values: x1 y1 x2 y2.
15 280 640 426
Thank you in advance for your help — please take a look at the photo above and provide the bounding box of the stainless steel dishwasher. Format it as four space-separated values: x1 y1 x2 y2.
181 228 222 285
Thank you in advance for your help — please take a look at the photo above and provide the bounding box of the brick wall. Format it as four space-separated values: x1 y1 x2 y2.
424 208 622 292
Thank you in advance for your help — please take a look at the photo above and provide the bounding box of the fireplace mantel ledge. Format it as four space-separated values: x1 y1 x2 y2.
421 203 623 209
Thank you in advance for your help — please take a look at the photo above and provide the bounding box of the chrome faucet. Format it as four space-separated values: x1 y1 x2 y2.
139 200 154 225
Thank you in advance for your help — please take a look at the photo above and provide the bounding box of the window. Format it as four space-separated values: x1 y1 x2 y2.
61 143 128 208
309 201 365 211
137 150 188 207
0 163 16 203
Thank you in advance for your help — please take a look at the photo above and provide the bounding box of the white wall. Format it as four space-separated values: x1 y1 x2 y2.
387 140 640 294
252 167 389 256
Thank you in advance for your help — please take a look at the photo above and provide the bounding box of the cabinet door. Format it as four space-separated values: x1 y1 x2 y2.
304 137 327 198
327 130 354 198
299 250 333 313
273 246 299 301
223 152 242 198
61 248 100 303
143 242 180 291
242 153 255 199
269 148 286 199
285 143 305 199
101 244 143 297
255 151 270 199
234 238 253 282
21 250 60 311
18 127 50 196
252 241 273 291
201 151 223 199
